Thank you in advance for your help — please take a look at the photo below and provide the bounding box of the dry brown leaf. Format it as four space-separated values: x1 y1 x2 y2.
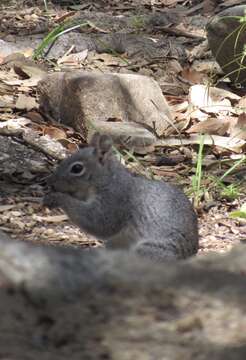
162 0 179 5
0 80 14 95
169 59 183 74
34 214 68 223
0 95 15 108
189 85 239 115
16 64 47 86
189 108 209 121
43 126 67 140
25 111 45 123
8 58 46 79
181 67 205 84
176 24 205 38
229 113 246 140
91 53 125 66
187 117 231 136
0 205 17 212
58 138 79 152
3 54 47 86
238 96 246 111
170 100 188 113
15 94 38 111
22 48 34 58
22 130 68 160
55 10 76 23
0 117 31 135
57 49 88 65
156 134 245 152
3 78 24 86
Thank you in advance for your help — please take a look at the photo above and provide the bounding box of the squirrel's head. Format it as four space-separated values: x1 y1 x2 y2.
46 133 115 200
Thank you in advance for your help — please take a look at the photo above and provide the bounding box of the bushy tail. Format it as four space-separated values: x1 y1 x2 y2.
134 234 198 262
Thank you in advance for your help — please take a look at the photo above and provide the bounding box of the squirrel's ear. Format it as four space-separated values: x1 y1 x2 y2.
90 133 113 163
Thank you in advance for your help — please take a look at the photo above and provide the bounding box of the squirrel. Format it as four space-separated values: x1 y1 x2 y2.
43 133 198 261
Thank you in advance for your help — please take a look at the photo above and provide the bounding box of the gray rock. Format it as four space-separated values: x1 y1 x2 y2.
207 5 246 85
38 71 174 150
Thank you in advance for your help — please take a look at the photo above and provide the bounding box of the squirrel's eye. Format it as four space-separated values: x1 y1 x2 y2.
70 162 85 176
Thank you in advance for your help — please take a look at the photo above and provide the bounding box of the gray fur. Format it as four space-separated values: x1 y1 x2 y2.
44 134 198 261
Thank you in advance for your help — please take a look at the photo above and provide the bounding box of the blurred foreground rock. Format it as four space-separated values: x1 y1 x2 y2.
0 230 246 359
38 72 174 152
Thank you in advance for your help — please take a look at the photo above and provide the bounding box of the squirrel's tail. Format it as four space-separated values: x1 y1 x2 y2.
134 234 198 262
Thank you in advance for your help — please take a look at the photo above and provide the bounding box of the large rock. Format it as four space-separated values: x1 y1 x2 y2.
0 231 246 359
37 71 174 150
207 5 246 85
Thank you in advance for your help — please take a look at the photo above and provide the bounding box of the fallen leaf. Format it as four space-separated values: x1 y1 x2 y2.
15 94 38 111
181 67 205 84
189 108 209 121
189 84 239 115
7 58 46 79
3 78 24 86
34 214 68 223
58 138 79 152
2 54 47 86
14 63 47 86
25 111 45 123
57 49 88 65
91 53 125 66
0 118 31 135
22 48 34 58
156 134 245 152
43 126 67 140
163 0 179 5
187 117 231 135
170 100 189 112
169 59 183 74
0 205 17 212
238 96 246 111
0 80 14 95
0 95 15 108
229 113 246 140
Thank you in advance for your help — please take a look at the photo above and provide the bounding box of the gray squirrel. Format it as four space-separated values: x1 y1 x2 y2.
43 133 198 261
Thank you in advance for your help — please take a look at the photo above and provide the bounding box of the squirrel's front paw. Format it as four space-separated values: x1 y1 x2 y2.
43 192 63 209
